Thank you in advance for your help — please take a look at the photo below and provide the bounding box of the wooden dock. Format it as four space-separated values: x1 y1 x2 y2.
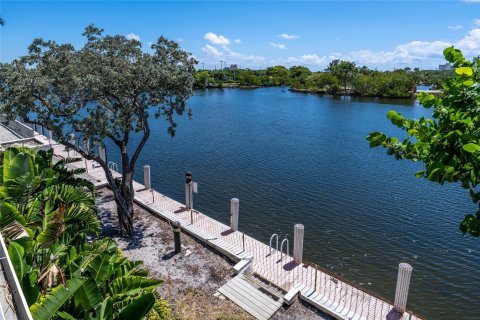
46 142 420 320
219 274 283 320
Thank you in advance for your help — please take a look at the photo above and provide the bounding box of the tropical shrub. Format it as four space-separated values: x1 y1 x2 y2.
0 147 170 319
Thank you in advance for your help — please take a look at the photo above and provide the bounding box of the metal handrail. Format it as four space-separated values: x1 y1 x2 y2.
269 233 279 254
108 161 118 172
280 237 289 259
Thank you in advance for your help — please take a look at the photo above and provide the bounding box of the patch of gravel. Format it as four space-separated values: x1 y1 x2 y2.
96 188 333 320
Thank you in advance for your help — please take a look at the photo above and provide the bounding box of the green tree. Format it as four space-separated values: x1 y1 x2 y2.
0 25 196 235
326 59 357 91
305 72 337 88
265 66 290 86
193 70 213 89
367 47 480 237
289 66 311 82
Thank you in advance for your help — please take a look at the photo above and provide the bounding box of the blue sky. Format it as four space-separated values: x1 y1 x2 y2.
1 1 480 70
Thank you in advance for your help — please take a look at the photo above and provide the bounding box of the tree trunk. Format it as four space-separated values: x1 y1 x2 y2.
115 146 135 236
118 170 135 236
61 140 136 236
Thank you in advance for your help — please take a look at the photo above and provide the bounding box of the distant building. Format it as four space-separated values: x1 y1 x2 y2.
438 63 453 71
230 64 238 70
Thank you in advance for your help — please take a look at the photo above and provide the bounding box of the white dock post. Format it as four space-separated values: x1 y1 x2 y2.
394 262 413 313
230 198 239 231
185 172 193 210
99 147 106 163
293 224 304 264
144 165 151 190
47 129 53 141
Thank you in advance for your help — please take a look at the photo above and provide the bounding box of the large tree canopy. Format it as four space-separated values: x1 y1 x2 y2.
368 47 480 237
0 25 197 235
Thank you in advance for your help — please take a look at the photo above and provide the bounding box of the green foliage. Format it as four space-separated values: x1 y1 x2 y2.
304 72 341 94
367 47 480 237
193 71 214 89
326 59 357 90
353 71 415 98
0 147 167 319
31 278 86 320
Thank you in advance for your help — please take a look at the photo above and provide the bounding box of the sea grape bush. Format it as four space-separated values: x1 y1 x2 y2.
368 47 480 237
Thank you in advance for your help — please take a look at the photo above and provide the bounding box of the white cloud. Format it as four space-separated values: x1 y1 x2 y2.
285 54 332 66
202 26 480 70
448 25 463 30
202 44 223 58
204 32 230 45
474 19 480 26
234 39 242 44
463 0 480 2
177 38 184 43
279 33 299 40
270 42 287 49
201 44 265 67
328 29 479 67
126 33 140 41
456 28 480 54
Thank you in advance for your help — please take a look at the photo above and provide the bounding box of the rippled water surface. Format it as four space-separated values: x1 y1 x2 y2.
107 88 479 319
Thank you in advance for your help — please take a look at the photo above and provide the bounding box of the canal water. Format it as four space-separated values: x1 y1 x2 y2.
107 87 479 319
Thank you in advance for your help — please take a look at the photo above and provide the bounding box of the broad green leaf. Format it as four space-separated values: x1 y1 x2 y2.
111 276 162 295
118 293 156 320
30 277 86 320
0 202 27 227
455 67 473 76
8 241 25 281
408 129 418 136
94 298 113 320
73 278 103 310
463 143 480 153
22 271 40 306
386 110 397 120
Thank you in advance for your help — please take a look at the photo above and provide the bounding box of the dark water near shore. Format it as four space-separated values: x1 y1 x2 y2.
106 88 479 319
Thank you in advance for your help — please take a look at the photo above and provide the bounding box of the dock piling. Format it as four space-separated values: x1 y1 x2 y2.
293 224 304 264
230 198 239 231
99 147 106 163
144 165 151 189
394 262 413 313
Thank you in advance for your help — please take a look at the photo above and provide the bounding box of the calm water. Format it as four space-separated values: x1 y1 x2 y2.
106 88 479 319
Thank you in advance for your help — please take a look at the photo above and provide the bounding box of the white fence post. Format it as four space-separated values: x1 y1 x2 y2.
394 262 413 313
230 198 239 231
144 165 151 190
293 224 304 264
99 147 106 163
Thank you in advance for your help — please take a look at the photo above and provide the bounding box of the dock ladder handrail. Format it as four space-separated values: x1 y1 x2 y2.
108 161 118 173
269 233 279 254
280 237 289 259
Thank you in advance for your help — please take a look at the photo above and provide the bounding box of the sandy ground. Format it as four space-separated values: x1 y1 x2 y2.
96 188 332 320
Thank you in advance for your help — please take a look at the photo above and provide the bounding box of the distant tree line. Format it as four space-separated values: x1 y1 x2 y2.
193 61 454 99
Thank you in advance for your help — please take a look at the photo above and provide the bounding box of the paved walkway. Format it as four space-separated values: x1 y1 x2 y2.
49 142 420 320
